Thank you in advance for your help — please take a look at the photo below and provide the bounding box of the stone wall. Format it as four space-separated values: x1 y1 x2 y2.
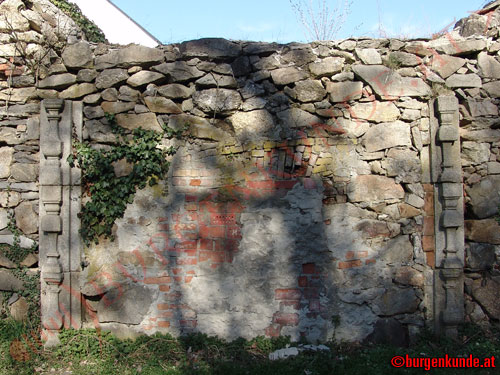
1 0 500 345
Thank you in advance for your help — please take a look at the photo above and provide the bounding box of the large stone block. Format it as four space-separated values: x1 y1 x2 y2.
352 65 431 97
115 113 162 132
153 61 204 82
466 176 500 219
351 101 400 123
431 55 466 79
326 81 363 102
95 45 164 69
478 52 500 79
38 73 77 89
127 71 165 88
471 278 500 320
144 97 182 114
0 269 24 292
362 121 411 152
347 175 404 202
277 108 320 129
271 67 308 86
465 219 500 245
179 38 242 58
98 284 153 325
95 69 129 89
382 149 421 183
466 242 498 270
445 74 482 88
192 88 242 113
59 83 97 99
309 57 344 77
62 41 93 68
229 109 274 141
293 80 326 102
0 147 14 178
157 84 193 99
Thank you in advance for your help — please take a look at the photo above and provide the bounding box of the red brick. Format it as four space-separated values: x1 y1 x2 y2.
200 202 225 213
423 183 434 193
158 223 169 231
185 195 198 202
187 212 198 221
159 285 171 292
157 303 170 310
180 320 197 328
184 249 196 257
324 219 331 225
426 251 435 269
365 258 376 265
338 260 363 269
302 263 316 274
227 202 244 213
265 324 281 337
190 179 201 186
186 270 196 275
199 225 225 238
275 288 301 300
298 276 308 287
273 312 299 326
172 268 182 275
158 321 170 328
199 238 213 250
180 232 199 240
184 276 193 283
158 311 174 318
175 240 197 250
177 258 197 265
174 223 197 231
422 235 435 252
247 180 275 189
144 276 172 284
274 180 298 189
345 251 355 260
423 216 435 236
173 276 182 282
424 193 434 214
210 213 236 225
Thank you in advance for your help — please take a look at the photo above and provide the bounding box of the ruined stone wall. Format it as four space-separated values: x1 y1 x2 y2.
1 0 500 345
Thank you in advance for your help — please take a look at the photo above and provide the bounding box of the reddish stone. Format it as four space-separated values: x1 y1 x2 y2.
275 288 302 300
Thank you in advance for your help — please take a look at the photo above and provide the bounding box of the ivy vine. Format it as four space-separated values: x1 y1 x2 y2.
68 120 183 246
48 0 108 43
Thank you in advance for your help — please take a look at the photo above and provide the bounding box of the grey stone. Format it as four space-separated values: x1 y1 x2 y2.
309 57 344 77
458 14 489 37
0 88 37 103
0 191 20 208
466 99 499 117
471 278 500 320
347 175 404 202
179 38 242 58
478 52 500 79
14 202 37 234
431 55 466 79
293 80 326 102
0 104 39 116
153 61 204 82
10 163 38 182
101 88 118 101
229 110 274 141
84 93 101 104
77 69 98 83
98 284 153 324
240 82 265 99
195 73 237 88
95 45 164 69
483 81 500 97
0 147 13 178
488 162 500 174
434 39 487 56
127 71 165 87
101 101 135 115
192 88 242 113
9 296 28 321
460 128 500 142
331 72 355 82
188 121 230 142
277 108 320 129
0 234 35 249
62 41 93 68
0 127 23 145
118 85 140 102
282 47 316 66
112 158 134 178
158 84 193 99
0 209 8 231
362 121 411 152
388 51 420 67
461 142 490 166
144 96 182 114
355 48 382 65
466 242 498 270
353 65 431 97
96 69 129 89
351 101 400 123
394 266 424 287
373 287 419 315
168 114 209 132
326 81 363 102
466 176 500 219
0 250 16 269
445 74 482 88
382 149 421 183
271 67 308 85
59 83 97 99
231 56 251 77
116 113 162 132
405 193 424 209
465 219 500 245
0 269 24 292
84 106 105 119
242 97 267 111
38 73 77 89
20 253 38 268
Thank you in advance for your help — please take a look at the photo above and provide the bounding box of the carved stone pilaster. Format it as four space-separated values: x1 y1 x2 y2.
40 100 82 347
431 96 464 339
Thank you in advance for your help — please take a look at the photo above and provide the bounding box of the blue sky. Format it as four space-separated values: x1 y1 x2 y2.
111 0 488 44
